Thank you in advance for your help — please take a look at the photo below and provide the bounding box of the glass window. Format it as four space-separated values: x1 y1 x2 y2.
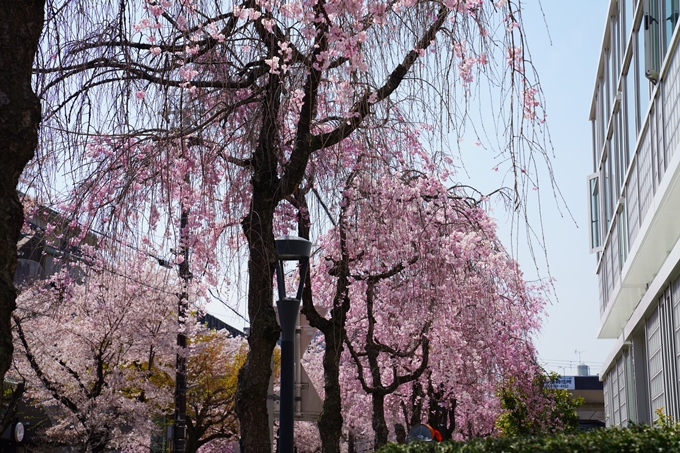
618 207 629 268
637 28 651 124
603 373 611 425
625 0 636 42
606 149 614 225
606 50 613 122
600 82 607 149
589 174 602 251
612 360 621 425
644 0 679 78
644 0 662 83
615 111 626 191
664 0 679 51
613 5 622 83
647 306 666 419
621 112 629 178
625 349 637 424
672 276 680 386
617 356 628 426
625 72 637 160
593 119 599 170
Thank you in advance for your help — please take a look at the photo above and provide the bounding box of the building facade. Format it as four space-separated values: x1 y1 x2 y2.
588 0 680 426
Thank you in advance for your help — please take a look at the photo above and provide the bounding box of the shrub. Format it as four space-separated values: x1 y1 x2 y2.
377 424 680 453
495 371 584 436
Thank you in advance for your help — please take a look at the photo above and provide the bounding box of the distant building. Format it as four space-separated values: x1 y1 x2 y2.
15 202 96 287
199 313 245 337
551 374 606 429
588 0 680 426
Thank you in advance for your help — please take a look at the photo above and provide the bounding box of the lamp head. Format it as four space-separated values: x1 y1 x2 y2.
275 236 312 260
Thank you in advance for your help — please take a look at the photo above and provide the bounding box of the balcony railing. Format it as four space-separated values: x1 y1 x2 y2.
597 29 680 335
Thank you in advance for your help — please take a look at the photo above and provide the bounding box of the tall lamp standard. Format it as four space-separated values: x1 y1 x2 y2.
274 236 312 453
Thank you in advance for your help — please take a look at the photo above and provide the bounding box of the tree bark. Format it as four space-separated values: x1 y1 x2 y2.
345 277 429 451
0 0 44 385
233 7 448 452
296 189 351 453
236 73 282 453
318 330 344 453
185 416 205 453
88 426 111 453
237 188 280 453
371 393 389 449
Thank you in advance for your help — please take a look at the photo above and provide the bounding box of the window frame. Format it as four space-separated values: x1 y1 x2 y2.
589 173 604 253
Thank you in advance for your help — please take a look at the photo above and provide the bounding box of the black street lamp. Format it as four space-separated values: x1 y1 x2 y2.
274 236 312 453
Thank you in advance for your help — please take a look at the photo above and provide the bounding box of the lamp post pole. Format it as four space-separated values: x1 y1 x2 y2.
274 236 312 453
277 297 300 453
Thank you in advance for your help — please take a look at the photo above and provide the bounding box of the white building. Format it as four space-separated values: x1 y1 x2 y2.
588 0 680 426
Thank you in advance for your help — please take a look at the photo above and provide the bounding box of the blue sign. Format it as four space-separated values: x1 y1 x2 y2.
546 376 575 390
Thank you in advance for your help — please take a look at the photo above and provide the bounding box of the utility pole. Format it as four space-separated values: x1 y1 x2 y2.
173 206 191 453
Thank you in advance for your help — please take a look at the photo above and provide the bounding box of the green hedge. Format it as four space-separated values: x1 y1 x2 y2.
377 424 680 453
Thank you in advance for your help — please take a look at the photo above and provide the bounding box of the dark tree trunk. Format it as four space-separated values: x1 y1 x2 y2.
442 399 457 440
236 182 280 453
403 381 425 430
425 378 456 440
371 393 389 449
366 326 389 450
185 416 211 453
236 73 282 453
317 330 344 453
345 277 429 451
0 0 44 385
289 187 351 453
89 428 111 453
347 432 355 453
296 189 351 453
393 424 406 444
0 381 24 430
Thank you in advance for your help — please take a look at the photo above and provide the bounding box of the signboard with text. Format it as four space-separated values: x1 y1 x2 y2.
546 376 575 390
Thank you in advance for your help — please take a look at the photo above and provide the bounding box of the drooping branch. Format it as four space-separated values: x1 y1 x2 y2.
344 278 430 396
13 315 86 424
279 6 449 198
37 56 270 94
309 7 449 151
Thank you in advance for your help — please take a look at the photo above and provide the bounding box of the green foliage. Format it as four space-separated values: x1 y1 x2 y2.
655 407 675 427
495 371 583 437
377 424 680 453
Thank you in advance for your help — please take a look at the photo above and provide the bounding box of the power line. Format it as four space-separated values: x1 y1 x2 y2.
208 289 249 324
540 358 604 365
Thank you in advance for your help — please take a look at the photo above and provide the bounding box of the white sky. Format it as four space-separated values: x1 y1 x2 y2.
206 0 617 377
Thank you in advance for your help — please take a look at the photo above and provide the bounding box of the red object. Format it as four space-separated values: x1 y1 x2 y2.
425 424 443 442
432 428 443 442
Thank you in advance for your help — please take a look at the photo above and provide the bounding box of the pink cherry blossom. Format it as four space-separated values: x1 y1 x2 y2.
32 0 553 450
